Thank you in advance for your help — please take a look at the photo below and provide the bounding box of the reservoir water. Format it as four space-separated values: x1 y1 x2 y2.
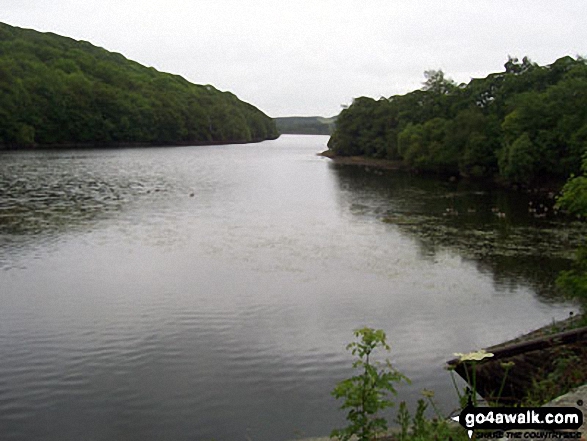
0 135 583 440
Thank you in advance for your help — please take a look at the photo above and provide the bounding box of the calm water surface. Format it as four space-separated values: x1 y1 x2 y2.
0 135 584 440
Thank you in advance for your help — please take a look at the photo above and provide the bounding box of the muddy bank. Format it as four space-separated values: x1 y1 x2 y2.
318 150 407 170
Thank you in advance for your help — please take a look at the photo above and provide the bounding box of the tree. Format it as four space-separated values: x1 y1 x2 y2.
498 132 539 184
398 122 425 166
422 69 456 95
504 56 536 75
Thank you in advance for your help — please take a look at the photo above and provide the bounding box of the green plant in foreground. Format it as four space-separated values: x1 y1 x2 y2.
331 327 409 441
396 401 410 440
395 391 470 441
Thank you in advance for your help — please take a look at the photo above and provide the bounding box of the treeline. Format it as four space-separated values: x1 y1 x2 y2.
0 22 279 148
327 56 587 185
274 116 336 135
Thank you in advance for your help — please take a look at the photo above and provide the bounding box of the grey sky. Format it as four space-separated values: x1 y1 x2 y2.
3 0 586 117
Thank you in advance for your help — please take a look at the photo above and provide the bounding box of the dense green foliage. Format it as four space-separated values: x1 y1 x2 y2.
0 22 278 148
328 56 587 185
274 116 335 135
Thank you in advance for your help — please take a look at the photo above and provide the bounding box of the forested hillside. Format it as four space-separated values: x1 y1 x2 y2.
0 22 279 148
274 116 335 135
327 56 587 185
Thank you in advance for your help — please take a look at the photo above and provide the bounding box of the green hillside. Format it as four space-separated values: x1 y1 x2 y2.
327 56 587 185
274 116 336 135
0 22 279 148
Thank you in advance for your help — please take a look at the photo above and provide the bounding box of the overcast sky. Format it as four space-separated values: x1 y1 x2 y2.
3 0 586 117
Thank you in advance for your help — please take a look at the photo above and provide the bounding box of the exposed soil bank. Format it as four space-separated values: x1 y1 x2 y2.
318 150 407 170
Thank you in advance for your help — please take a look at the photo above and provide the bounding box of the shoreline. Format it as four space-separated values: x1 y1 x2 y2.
318 150 407 171
318 150 566 193
0 135 280 151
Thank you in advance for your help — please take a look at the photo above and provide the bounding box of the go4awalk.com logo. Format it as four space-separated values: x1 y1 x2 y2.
451 404 584 439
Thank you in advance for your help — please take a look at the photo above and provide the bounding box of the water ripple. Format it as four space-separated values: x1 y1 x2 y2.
0 139 581 441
